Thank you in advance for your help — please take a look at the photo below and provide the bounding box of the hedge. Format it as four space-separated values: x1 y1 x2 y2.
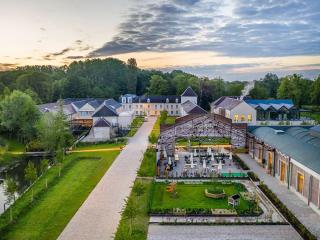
259 183 316 240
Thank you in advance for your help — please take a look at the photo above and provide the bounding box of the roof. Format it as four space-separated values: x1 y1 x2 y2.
104 99 122 109
92 104 118 117
286 127 320 148
132 95 181 104
181 86 197 97
182 100 207 115
251 127 320 175
93 118 111 127
212 97 242 110
38 102 76 115
245 99 295 110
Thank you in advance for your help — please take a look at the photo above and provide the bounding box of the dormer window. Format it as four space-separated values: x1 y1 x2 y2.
175 98 178 103
147 98 150 103
128 97 132 103
166 98 169 103
122 97 126 104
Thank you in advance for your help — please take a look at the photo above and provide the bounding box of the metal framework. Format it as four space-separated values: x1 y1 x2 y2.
159 113 247 156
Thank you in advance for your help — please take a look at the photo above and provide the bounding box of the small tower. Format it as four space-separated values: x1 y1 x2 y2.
181 86 197 105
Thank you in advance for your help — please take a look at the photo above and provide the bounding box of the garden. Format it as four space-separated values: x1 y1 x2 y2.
149 181 262 216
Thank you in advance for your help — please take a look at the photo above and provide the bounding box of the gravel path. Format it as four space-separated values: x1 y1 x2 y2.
58 117 156 240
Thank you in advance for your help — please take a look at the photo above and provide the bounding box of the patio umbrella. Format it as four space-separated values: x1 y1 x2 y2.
229 152 233 160
156 150 160 161
163 148 167 158
168 157 172 166
207 147 210 154
202 158 206 170
218 160 223 172
194 148 197 157
190 154 195 169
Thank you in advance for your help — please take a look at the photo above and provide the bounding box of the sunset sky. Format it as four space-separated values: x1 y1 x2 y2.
0 0 320 80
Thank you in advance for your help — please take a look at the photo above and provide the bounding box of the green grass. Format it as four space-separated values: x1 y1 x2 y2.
164 117 176 125
137 147 156 177
127 117 144 137
149 117 160 143
0 135 25 152
0 150 121 240
150 182 252 213
75 140 126 150
114 179 153 240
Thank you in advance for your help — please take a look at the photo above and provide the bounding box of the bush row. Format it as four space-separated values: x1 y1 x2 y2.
232 155 250 170
247 171 260 182
259 183 316 240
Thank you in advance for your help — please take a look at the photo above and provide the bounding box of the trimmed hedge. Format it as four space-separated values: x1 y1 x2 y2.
259 183 316 240
247 171 260 182
233 155 250 170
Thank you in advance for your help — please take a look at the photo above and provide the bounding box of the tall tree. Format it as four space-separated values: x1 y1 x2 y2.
148 75 169 95
311 75 320 105
24 161 37 202
0 90 40 142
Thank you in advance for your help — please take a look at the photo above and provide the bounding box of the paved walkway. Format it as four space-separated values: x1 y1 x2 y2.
58 117 156 240
148 224 302 240
238 154 320 238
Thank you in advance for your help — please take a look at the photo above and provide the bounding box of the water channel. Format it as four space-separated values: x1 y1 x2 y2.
0 156 52 215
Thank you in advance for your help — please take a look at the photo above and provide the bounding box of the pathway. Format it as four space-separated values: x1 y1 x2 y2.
238 153 320 238
58 117 156 240
147 224 302 240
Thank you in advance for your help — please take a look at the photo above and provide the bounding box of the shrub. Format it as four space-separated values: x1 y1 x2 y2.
247 172 260 182
207 186 224 194
232 155 250 170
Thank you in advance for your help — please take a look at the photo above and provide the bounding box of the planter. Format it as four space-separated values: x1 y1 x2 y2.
205 189 226 199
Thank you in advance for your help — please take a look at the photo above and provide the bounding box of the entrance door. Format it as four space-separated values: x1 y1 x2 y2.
297 173 304 194
280 162 286 182
268 152 273 174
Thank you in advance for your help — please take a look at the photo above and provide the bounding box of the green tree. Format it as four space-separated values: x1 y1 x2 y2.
24 161 37 202
148 133 157 144
122 198 138 236
0 90 40 142
249 84 269 99
311 75 320 105
160 110 168 124
40 159 49 189
4 177 17 222
132 182 145 197
148 75 168 95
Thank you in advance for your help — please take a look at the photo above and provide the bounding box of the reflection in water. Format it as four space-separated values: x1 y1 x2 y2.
0 156 52 215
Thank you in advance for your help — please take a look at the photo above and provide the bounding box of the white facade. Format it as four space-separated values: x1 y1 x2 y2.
230 102 256 125
93 126 111 140
122 102 181 116
181 96 197 105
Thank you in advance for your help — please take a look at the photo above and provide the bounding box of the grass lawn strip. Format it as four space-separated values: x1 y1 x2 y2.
1 149 121 240
150 182 254 215
137 147 156 177
127 117 144 137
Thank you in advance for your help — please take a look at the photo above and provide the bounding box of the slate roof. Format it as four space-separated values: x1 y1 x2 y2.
245 99 295 110
251 127 320 175
212 97 242 110
93 118 111 127
104 99 122 109
182 100 207 115
132 95 181 104
92 104 118 117
181 86 197 97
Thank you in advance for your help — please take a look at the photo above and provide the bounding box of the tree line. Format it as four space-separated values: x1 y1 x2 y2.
0 58 319 111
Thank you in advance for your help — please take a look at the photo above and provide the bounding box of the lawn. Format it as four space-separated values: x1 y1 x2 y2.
176 137 231 146
137 147 156 177
75 139 127 150
164 116 176 125
150 182 254 214
0 135 25 152
114 179 153 240
149 117 160 143
0 150 121 240
127 117 145 137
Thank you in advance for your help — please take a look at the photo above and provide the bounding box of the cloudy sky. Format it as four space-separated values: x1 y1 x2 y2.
0 0 320 80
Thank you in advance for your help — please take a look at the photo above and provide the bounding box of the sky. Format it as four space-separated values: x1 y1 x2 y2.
0 0 320 81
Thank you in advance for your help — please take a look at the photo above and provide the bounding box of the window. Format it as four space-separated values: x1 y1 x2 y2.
140 105 143 108
128 97 132 103
166 98 169 103
171 111 173 114
248 114 252 122
155 104 157 109
148 105 150 108
171 105 173 109
140 111 143 115
129 105 131 109
136 111 139 114
176 105 178 109
234 114 239 122
176 111 179 114
122 97 126 104
241 115 245 122
147 98 150 103
175 98 179 103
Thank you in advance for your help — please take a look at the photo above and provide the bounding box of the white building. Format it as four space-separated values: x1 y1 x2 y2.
121 86 203 117
211 97 256 124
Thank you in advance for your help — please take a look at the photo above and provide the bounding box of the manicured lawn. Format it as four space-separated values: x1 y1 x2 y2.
114 179 153 240
150 182 251 213
127 117 144 137
75 140 126 150
1 150 121 240
151 117 160 138
164 116 176 125
138 147 156 177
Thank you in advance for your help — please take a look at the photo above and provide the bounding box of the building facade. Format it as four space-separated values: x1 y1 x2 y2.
121 87 199 117
248 126 320 215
